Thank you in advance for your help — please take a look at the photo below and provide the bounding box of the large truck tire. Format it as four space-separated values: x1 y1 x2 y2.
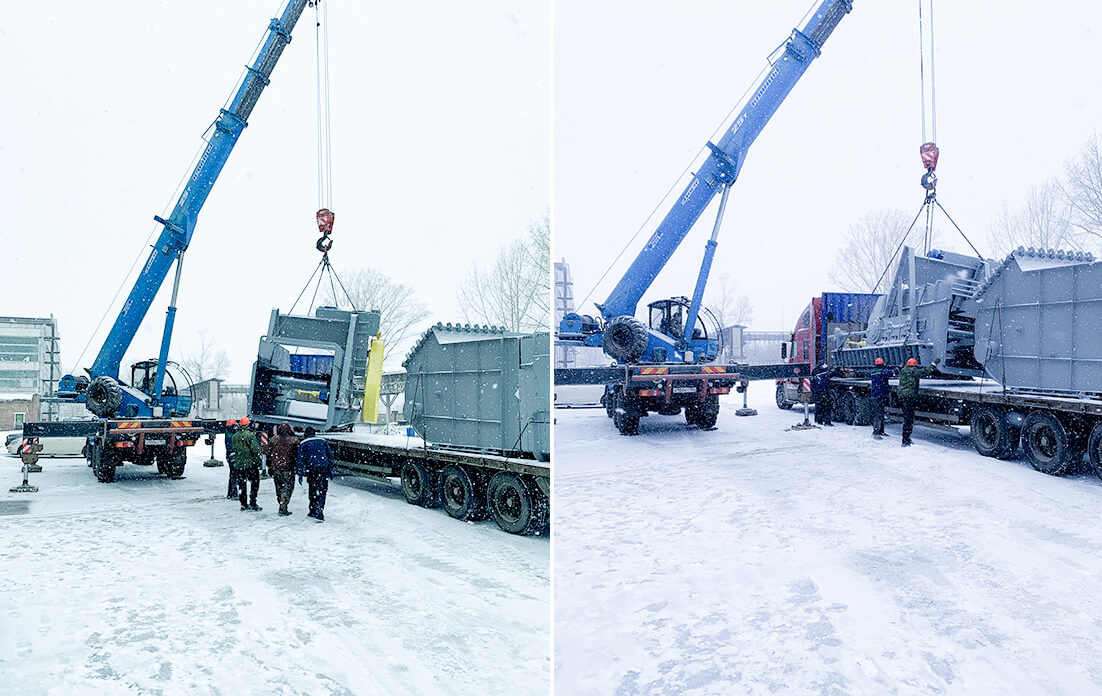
86 376 123 418
970 406 1020 460
611 391 639 436
529 490 550 536
91 444 117 483
487 472 533 535
775 383 793 410
686 403 718 429
160 449 186 478
1022 411 1082 476
602 316 649 363
441 465 485 521
400 460 439 507
1088 422 1102 483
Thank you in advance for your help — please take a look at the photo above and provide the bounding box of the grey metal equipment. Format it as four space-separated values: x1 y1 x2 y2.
248 306 382 431
403 324 550 461
836 244 1102 397
972 247 1100 395
735 380 757 416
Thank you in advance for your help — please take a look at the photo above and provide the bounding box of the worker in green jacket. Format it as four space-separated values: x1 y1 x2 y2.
898 357 939 447
231 417 263 511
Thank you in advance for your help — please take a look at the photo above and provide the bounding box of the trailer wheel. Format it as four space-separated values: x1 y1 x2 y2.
161 449 186 478
1022 411 1081 475
86 376 123 418
91 444 117 483
441 465 484 521
839 392 857 425
400 460 439 507
488 472 533 535
970 406 1019 459
1087 422 1102 483
775 384 793 410
529 490 550 536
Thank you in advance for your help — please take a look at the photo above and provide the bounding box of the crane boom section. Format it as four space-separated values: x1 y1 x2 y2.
598 0 852 321
90 0 309 379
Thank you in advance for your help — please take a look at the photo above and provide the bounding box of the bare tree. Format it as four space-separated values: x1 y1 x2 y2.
707 272 753 328
829 209 932 292
458 213 551 332
182 329 231 382
988 178 1076 257
323 268 431 364
1062 134 1102 249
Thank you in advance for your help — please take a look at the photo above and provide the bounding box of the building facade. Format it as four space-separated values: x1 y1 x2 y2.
0 316 61 422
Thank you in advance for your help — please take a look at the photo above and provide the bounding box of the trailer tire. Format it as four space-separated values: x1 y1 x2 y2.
529 490 550 536
775 384 793 410
488 472 533 535
853 394 873 426
86 376 123 418
1022 411 1081 476
602 316 649 363
838 392 857 425
1088 422 1102 483
401 460 439 507
441 465 484 521
970 406 1019 459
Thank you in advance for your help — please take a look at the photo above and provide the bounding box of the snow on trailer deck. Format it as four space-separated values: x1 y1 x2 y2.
0 449 549 695
555 387 1102 695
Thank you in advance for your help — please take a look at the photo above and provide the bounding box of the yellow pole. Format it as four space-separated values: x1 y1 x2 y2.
361 334 385 423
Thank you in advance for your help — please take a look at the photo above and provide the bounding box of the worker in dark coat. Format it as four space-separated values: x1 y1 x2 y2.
897 357 939 446
811 364 839 426
224 419 239 499
267 422 300 516
297 426 335 522
231 416 263 511
869 357 894 438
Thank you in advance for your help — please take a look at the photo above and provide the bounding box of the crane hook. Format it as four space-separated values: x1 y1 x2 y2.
316 208 335 254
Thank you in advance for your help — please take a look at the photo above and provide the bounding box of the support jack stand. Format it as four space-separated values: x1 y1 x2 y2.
787 400 819 431
735 383 757 417
202 436 223 467
11 457 39 493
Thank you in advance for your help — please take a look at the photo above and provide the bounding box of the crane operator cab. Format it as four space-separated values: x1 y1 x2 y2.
647 297 719 362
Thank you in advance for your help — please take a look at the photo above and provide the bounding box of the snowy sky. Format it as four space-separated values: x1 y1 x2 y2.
554 0 1102 334
0 0 549 383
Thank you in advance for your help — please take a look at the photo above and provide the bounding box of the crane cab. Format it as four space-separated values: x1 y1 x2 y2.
647 297 718 362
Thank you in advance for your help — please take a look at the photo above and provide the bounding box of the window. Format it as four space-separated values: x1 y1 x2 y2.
802 311 810 327
802 341 809 360
13 413 25 428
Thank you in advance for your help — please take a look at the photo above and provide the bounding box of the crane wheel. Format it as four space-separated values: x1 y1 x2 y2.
86 376 123 418
602 316 649 363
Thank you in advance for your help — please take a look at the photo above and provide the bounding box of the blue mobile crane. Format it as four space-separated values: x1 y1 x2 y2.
24 0 312 481
557 0 851 434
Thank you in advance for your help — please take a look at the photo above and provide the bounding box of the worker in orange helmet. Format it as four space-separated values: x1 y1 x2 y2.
897 355 940 447
869 357 894 439
224 419 240 499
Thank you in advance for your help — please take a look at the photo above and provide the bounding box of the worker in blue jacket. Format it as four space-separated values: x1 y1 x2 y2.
868 358 894 439
297 426 335 522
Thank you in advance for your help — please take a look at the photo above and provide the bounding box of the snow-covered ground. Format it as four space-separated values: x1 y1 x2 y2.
555 387 1102 695
0 447 549 695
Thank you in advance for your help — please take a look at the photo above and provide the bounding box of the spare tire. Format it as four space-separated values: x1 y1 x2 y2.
603 315 649 363
85 376 123 418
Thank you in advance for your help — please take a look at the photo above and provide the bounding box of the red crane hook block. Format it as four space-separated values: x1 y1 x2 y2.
316 208 335 235
920 142 939 172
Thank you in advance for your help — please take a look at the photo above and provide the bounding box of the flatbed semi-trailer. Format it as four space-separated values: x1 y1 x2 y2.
322 431 550 536
820 377 1102 478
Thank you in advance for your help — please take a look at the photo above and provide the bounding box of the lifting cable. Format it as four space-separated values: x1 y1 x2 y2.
872 0 984 292
289 1 358 315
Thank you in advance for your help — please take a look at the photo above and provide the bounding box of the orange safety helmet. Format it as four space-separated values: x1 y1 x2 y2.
225 419 238 427
239 416 251 426
874 357 885 366
906 357 918 366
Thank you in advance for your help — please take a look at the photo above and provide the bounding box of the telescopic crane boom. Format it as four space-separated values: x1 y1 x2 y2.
562 0 853 365
58 0 311 419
